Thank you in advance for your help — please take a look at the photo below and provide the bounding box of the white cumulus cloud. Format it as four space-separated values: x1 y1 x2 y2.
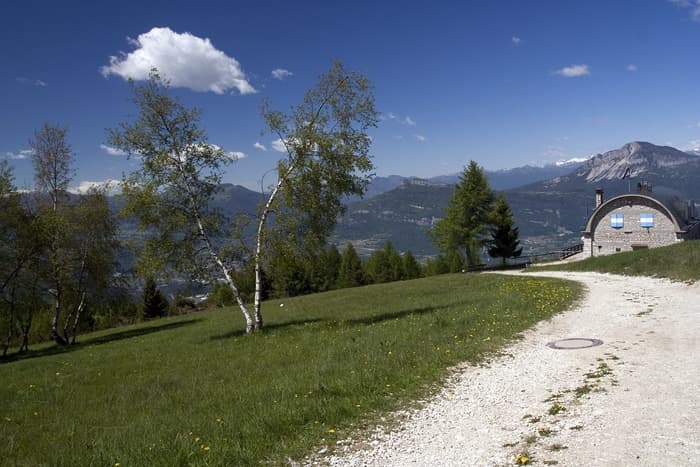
3 149 34 160
253 142 267 151
415 134 426 142
403 116 416 126
271 68 293 80
512 36 521 45
100 27 256 95
626 64 638 72
555 64 590 78
100 144 128 156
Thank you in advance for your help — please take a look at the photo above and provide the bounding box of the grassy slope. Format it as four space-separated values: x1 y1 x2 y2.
537 240 700 282
1 274 580 466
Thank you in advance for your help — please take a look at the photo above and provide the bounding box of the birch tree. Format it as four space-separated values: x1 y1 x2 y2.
253 62 377 329
29 124 74 344
108 71 255 333
29 125 120 345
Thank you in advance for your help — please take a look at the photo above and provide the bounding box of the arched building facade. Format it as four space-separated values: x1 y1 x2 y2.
582 188 700 257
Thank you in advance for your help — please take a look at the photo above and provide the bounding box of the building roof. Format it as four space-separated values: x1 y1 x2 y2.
583 191 697 234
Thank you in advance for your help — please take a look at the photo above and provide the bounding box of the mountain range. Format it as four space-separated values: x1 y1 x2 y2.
109 141 700 263
333 141 700 258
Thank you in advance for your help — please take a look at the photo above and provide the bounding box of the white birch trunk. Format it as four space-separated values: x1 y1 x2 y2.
193 210 254 334
253 158 298 331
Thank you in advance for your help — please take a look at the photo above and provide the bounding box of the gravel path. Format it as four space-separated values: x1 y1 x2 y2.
319 271 700 466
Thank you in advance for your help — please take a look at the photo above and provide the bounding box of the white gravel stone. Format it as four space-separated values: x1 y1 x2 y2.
314 271 700 466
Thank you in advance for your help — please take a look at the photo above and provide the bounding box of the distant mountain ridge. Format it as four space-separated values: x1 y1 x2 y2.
365 159 586 199
108 141 700 261
336 141 700 258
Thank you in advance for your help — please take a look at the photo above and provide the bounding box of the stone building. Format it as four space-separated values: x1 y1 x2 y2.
582 185 700 257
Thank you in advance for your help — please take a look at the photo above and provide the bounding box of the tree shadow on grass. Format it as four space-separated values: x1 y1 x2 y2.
1 318 202 364
209 305 443 340
208 318 326 340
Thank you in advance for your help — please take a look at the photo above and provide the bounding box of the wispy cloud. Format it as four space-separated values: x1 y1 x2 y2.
554 64 590 78
415 134 426 142
670 0 700 21
100 144 128 156
271 68 293 80
100 27 256 95
3 149 34 160
403 116 416 126
16 77 48 87
511 36 521 46
225 151 246 160
271 139 287 152
626 64 638 72
253 142 267 151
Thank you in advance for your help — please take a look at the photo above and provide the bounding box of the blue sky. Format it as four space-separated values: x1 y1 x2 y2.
2 0 700 192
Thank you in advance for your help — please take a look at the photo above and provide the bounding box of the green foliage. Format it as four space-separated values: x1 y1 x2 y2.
539 240 700 282
109 71 228 279
487 194 523 265
337 243 366 288
365 241 404 284
0 274 581 466
209 282 236 308
267 244 342 298
402 251 423 279
255 61 378 321
431 161 495 267
142 276 169 319
424 254 450 276
313 244 341 292
13 124 121 347
108 70 253 331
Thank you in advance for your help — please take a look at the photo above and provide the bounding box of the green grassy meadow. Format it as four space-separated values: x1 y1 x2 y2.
1 273 580 466
538 240 700 282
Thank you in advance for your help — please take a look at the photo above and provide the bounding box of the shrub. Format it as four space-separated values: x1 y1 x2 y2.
142 276 169 319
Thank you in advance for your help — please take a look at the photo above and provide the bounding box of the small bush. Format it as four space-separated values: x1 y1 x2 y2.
142 276 169 319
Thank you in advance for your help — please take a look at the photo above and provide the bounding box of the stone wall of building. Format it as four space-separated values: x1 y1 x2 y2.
588 197 680 257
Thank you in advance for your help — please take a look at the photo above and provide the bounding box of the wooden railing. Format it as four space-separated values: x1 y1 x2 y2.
559 243 583 260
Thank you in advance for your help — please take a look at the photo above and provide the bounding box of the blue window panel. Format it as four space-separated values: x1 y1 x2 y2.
640 213 654 228
610 213 624 229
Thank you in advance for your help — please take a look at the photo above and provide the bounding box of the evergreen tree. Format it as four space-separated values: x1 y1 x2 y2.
315 244 341 292
430 161 495 268
142 276 169 319
487 195 523 266
402 251 423 279
424 255 450 276
337 243 365 289
365 242 403 284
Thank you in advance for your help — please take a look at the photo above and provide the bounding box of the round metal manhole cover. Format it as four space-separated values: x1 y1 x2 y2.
546 338 603 350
